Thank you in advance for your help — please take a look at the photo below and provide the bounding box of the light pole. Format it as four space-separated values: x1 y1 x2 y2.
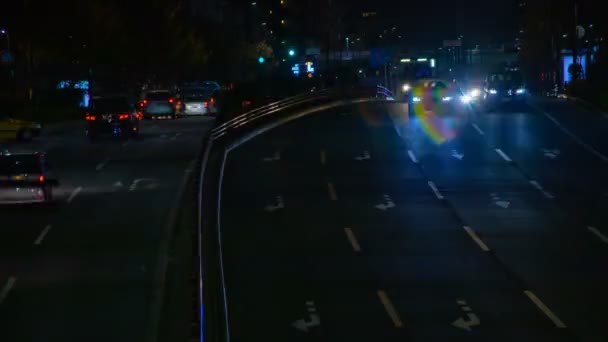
0 29 9 51
346 37 350 53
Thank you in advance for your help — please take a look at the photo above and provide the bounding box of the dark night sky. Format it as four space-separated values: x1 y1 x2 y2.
357 0 517 47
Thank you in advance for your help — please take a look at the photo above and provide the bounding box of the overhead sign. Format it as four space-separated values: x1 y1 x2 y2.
443 40 462 47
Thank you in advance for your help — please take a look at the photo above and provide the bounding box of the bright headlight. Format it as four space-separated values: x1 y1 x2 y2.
489 89 498 94
442 96 453 102
461 95 471 104
516 88 526 94
469 88 481 97
412 96 421 102
402 84 411 92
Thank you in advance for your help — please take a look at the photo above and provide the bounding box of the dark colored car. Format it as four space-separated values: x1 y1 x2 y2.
482 69 528 108
85 96 141 141
0 151 58 204
215 78 318 125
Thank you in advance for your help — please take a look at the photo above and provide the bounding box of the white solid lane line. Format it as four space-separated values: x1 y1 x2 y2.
524 290 567 328
344 227 361 252
327 182 338 201
377 290 404 328
463 226 491 252
407 150 419 164
67 187 83 204
529 180 554 199
320 149 327 165
495 149 512 163
472 123 485 136
34 224 53 245
588 226 608 244
95 158 110 171
427 181 444 200
0 277 17 305
532 106 608 163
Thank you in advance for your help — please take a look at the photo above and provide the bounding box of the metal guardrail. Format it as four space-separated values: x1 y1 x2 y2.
196 86 395 342
211 85 394 140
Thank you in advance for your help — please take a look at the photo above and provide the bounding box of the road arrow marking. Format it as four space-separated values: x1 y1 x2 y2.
542 148 561 159
452 314 480 331
262 151 281 162
354 150 371 161
129 178 158 192
495 200 510 209
452 299 481 331
264 196 285 212
451 150 464 160
292 301 320 332
375 194 395 211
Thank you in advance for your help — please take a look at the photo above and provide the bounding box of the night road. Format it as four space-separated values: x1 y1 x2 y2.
217 98 608 342
0 117 213 342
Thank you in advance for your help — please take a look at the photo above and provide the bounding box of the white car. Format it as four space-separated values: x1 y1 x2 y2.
0 151 58 204
180 88 218 116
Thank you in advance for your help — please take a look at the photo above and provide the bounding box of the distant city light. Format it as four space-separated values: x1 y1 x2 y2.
400 58 411 63
251 2 257 5
430 58 436 68
0 29 6 34
417 58 428 62
258 56 265 63
288 49 295 56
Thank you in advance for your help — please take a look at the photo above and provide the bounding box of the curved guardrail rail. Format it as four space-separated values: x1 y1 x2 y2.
195 85 394 342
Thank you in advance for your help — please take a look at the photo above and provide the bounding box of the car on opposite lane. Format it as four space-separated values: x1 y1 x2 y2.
482 68 528 109
0 112 42 142
408 79 470 116
85 96 141 141
0 150 58 204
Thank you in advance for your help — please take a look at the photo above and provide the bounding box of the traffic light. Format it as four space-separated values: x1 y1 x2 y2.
258 56 265 64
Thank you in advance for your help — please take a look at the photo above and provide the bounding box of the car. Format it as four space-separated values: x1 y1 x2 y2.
0 150 58 204
139 90 179 119
180 87 219 116
0 112 42 142
482 68 528 109
408 79 469 116
85 96 141 141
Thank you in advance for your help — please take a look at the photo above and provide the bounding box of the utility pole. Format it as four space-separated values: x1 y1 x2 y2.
571 0 579 82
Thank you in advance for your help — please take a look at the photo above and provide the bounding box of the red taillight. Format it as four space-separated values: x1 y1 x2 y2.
204 101 209 108
169 98 174 104
210 97 215 103
136 112 143 120
39 175 45 183
85 115 97 121
242 100 252 106
119 114 130 120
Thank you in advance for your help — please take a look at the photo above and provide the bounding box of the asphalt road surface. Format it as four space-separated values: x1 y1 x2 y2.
0 116 214 341
219 98 608 342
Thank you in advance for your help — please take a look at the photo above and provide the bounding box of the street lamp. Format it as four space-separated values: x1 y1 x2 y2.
288 49 295 57
0 29 9 51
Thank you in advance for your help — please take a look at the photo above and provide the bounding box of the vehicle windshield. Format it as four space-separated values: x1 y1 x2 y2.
0 155 41 174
